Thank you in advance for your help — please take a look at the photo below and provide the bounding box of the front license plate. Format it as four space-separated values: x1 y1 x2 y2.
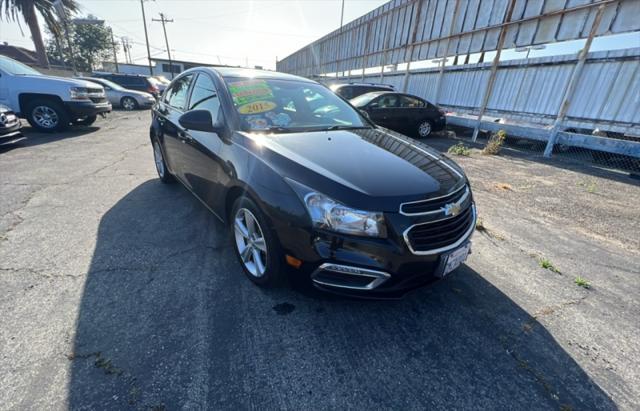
443 243 470 276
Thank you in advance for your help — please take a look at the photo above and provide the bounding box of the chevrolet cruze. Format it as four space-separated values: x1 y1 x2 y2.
150 67 476 297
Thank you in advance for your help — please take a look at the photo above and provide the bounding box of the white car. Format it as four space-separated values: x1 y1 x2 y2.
0 55 111 132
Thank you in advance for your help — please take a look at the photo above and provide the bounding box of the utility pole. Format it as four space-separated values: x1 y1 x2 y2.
153 13 174 78
335 0 345 77
140 0 154 76
109 27 119 73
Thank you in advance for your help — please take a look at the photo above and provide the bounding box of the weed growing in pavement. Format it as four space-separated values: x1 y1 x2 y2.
577 179 598 194
448 142 471 156
539 258 561 274
495 182 512 191
482 129 506 155
475 217 485 231
574 276 591 289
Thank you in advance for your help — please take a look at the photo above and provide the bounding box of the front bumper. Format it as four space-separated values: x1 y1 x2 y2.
65 101 112 117
278 203 476 298
0 120 24 146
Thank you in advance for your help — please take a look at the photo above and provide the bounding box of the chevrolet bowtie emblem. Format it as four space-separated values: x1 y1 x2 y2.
443 202 462 217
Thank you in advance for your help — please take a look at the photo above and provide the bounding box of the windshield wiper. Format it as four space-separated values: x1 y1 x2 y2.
325 125 371 131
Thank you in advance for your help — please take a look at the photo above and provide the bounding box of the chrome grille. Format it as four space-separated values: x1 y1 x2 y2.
400 185 467 216
404 205 476 255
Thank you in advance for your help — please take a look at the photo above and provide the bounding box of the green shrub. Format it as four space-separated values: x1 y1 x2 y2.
448 142 471 156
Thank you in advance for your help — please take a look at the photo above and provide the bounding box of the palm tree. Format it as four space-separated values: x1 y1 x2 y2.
0 0 79 67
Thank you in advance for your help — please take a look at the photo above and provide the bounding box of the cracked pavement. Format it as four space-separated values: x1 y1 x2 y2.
1 113 639 410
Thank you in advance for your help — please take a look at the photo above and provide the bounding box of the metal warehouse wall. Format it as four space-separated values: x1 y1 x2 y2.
277 0 640 158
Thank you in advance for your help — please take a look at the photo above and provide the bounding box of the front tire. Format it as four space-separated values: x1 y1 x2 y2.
121 97 138 111
25 99 70 132
231 196 283 287
152 139 175 183
416 120 433 138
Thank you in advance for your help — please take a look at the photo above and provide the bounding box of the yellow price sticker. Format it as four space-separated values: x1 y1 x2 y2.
238 100 277 114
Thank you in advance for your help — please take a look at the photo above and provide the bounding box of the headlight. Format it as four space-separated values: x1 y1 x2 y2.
286 179 386 237
69 87 90 100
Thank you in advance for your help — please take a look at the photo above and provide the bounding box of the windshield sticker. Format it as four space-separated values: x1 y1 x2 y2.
228 80 274 106
238 100 277 115
265 111 291 127
245 115 270 130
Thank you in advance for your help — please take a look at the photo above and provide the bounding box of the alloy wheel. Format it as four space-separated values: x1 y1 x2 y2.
122 97 136 111
418 121 432 137
33 106 59 129
234 208 268 277
153 141 165 178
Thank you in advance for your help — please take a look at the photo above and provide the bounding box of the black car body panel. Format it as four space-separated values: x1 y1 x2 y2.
351 91 447 137
151 68 475 297
93 73 160 98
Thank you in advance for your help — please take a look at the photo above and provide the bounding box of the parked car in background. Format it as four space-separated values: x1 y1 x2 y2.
78 77 156 110
152 75 170 93
351 91 446 138
150 67 475 297
0 104 24 146
0 55 111 132
92 72 162 98
330 82 394 99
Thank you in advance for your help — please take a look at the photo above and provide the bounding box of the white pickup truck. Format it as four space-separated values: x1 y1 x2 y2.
0 55 111 132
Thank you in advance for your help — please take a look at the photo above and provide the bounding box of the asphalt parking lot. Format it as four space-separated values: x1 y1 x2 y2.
1 112 639 410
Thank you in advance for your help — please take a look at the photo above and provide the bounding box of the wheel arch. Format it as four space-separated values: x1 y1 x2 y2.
18 93 66 116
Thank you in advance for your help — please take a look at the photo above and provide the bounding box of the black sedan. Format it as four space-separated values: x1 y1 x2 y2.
0 104 24 146
350 91 446 138
151 68 475 297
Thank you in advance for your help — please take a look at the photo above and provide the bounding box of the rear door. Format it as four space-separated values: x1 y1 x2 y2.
155 73 195 182
396 94 428 133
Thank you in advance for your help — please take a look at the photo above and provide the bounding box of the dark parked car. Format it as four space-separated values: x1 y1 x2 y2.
0 104 24 146
351 91 446 138
330 82 394 99
151 68 475 297
92 73 162 98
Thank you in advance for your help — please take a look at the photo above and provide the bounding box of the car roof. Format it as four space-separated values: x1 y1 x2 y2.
199 67 316 83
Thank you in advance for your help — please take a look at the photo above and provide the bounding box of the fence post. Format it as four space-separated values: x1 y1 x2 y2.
402 0 426 92
433 0 462 103
471 0 517 142
361 22 372 81
543 4 606 157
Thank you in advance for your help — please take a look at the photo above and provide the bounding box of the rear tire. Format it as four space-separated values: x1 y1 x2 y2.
25 99 70 132
416 120 433 138
152 138 175 183
230 196 283 287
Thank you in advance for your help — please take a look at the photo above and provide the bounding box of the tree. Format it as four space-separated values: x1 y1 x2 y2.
0 0 79 67
46 16 117 73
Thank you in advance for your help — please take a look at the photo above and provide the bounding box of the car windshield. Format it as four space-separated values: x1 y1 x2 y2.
349 92 385 108
224 77 370 133
0 56 41 76
90 78 123 90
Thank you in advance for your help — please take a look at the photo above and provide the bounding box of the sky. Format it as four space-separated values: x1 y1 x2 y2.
0 0 389 69
1 0 638 71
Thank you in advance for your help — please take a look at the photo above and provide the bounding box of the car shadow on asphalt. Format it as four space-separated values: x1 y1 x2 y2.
0 125 101 153
67 180 617 410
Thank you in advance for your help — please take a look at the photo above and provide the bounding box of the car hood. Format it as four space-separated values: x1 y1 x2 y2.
126 89 155 98
14 74 103 89
242 128 467 212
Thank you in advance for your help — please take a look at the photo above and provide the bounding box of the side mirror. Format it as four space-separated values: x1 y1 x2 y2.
178 110 224 134
359 109 370 119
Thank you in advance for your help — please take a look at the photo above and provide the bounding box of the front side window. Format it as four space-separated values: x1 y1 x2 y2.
224 77 369 132
188 73 220 120
375 94 399 108
164 74 194 110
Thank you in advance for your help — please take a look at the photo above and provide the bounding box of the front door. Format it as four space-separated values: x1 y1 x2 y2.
367 94 399 130
178 72 226 214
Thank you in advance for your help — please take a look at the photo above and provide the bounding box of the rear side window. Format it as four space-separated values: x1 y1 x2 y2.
399 95 425 108
164 74 194 110
188 73 220 120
